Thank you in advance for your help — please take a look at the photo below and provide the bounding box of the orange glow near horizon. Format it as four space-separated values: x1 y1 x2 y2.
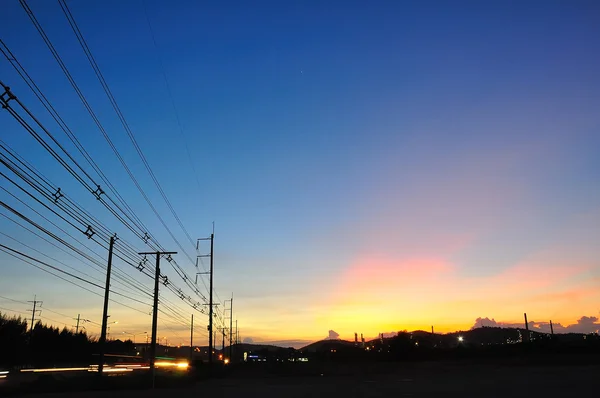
291 249 600 340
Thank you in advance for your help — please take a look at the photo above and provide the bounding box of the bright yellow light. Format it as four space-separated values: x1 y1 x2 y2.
224 359 230 365
155 361 175 367
21 367 88 373
155 361 188 369
96 368 132 373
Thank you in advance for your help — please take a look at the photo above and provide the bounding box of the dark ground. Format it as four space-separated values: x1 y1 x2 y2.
15 360 599 397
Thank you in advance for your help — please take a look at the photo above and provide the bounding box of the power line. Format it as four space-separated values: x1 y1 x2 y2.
0 139 172 300
140 0 203 193
0 294 28 305
4 7 213 314
2 3 214 325
47 1 194 249
0 242 104 289
0 306 29 315
0 243 149 315
0 40 149 237
0 188 153 299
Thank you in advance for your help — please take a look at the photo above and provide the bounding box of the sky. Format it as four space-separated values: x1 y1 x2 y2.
0 0 599 348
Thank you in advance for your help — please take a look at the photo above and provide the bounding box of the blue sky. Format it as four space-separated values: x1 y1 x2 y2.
1 0 599 346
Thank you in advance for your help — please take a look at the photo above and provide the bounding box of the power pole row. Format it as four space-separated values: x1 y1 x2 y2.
32 229 223 378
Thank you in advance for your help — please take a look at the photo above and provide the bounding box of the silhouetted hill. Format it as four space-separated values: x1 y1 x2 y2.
300 339 356 352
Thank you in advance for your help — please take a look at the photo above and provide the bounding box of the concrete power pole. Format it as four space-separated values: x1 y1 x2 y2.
138 249 177 380
229 293 233 360
190 314 194 364
222 327 225 355
99 236 116 374
74 314 80 334
28 295 42 334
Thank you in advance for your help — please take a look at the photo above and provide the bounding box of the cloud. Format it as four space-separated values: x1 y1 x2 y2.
243 337 254 344
327 330 340 339
472 316 600 334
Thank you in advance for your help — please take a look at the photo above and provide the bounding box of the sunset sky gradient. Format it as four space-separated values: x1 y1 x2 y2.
1 0 599 347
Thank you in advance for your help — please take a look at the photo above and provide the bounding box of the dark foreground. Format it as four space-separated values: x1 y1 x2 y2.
15 361 599 398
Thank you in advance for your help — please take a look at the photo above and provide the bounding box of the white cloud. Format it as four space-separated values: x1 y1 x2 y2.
472 316 600 334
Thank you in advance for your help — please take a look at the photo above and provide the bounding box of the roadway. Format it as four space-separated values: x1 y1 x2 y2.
18 361 599 397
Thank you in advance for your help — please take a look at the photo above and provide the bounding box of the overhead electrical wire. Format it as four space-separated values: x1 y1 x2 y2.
0 182 152 300
55 2 217 301
0 1 217 333
139 0 203 193
0 244 150 315
21 0 196 258
2 14 211 310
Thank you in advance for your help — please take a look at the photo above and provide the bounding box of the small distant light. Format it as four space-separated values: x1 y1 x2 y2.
458 336 464 342
224 359 230 365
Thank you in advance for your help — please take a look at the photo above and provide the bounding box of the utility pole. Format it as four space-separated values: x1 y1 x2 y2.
74 314 81 334
229 293 233 360
28 295 42 334
138 249 177 381
550 320 554 336
99 236 115 374
197 232 215 367
209 232 214 366
190 314 194 364
222 327 225 355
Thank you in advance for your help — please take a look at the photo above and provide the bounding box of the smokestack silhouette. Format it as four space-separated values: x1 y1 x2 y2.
354 332 357 345
361 333 365 348
431 326 434 334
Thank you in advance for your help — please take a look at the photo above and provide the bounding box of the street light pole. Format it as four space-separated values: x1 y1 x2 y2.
123 331 147 344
